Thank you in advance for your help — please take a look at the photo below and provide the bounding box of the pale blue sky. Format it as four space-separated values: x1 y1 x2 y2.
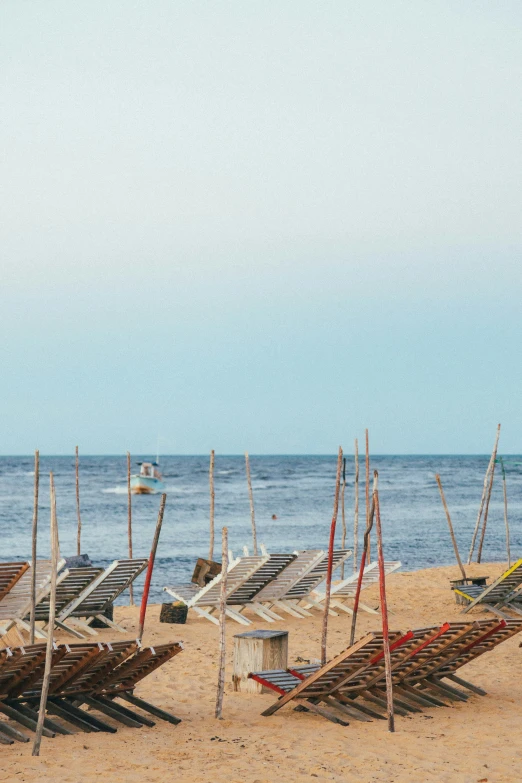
1 2 521 454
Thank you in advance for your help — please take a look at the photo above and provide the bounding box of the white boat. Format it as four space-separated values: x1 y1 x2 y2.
130 461 165 495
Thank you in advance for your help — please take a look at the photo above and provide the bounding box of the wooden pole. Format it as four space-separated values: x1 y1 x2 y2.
340 458 347 579
245 452 258 556
476 440 500 564
29 450 39 645
127 452 134 605
349 473 377 646
138 493 166 640
499 457 511 568
320 447 343 666
365 429 371 562
215 526 228 719
75 446 82 556
353 438 359 573
209 450 215 561
435 474 467 580
32 472 59 756
467 424 501 563
373 472 394 733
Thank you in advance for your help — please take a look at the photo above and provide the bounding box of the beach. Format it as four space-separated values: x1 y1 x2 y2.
2 561 520 783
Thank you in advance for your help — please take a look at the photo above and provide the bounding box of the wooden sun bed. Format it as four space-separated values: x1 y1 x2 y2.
248 550 326 621
0 563 30 604
0 559 67 640
454 559 522 617
305 561 402 616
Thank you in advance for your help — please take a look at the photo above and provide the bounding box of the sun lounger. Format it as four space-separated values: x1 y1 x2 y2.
54 559 148 637
270 549 353 618
454 559 522 617
222 552 300 623
164 553 270 625
29 567 103 639
306 561 401 616
0 559 67 640
248 550 326 621
0 563 30 603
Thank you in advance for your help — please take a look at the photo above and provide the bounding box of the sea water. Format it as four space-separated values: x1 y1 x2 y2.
0 454 520 603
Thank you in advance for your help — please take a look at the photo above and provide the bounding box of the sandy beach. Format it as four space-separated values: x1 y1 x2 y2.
1 561 520 783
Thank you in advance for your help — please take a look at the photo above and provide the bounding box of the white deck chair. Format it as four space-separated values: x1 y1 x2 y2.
54 558 148 637
305 561 402 615
31 566 104 638
164 553 270 625
0 558 67 639
224 552 299 623
248 550 326 621
271 549 353 618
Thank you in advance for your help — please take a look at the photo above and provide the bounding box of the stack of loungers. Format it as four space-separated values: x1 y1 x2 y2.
0 639 183 743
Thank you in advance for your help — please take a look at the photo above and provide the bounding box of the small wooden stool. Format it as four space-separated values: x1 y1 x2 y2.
232 630 288 693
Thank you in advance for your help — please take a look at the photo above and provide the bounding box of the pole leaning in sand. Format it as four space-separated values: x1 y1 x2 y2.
127 452 134 605
435 474 467 580
209 450 215 561
499 457 511 568
365 429 371 562
215 526 228 719
245 452 258 556
373 472 394 733
476 430 501 563
75 446 82 556
340 458 347 579
467 424 501 563
349 474 377 647
29 450 39 645
353 438 359 573
320 447 343 666
32 472 59 756
138 493 166 640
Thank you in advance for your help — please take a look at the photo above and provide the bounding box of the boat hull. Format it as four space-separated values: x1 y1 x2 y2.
130 476 166 495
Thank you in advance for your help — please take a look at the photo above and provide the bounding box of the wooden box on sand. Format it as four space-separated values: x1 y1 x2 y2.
233 629 288 694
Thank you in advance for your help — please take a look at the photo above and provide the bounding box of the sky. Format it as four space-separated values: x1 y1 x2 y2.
1 1 521 455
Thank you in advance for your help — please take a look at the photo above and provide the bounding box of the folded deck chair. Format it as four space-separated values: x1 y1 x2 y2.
29 567 103 639
54 559 148 637
224 552 299 623
271 549 353 618
306 561 402 616
249 550 326 621
0 559 67 640
164 553 270 625
0 563 29 603
454 559 522 618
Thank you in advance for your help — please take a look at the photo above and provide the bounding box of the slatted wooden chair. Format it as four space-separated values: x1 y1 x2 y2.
269 549 353 618
454 559 522 617
0 563 30 604
55 559 148 637
223 552 300 624
248 550 326 621
164 553 270 625
0 559 67 640
29 567 103 639
306 561 402 616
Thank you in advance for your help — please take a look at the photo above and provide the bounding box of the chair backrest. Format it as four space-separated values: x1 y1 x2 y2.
331 561 402 598
0 562 29 603
50 640 139 695
226 553 298 604
94 641 183 694
0 642 49 698
0 559 67 622
32 567 103 620
282 549 352 600
458 559 522 611
436 618 522 677
254 550 325 602
196 554 270 607
59 559 148 619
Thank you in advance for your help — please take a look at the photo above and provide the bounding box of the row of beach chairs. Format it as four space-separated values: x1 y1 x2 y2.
164 548 401 625
250 617 522 725
0 638 182 744
0 559 148 642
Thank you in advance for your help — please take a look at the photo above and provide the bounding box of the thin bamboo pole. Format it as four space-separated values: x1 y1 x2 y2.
476 441 499 564
499 457 511 568
75 446 82 556
340 458 347 579
215 526 228 719
353 438 359 573
435 474 467 580
138 493 166 640
467 424 501 563
320 447 343 666
373 472 394 733
365 429 370 562
349 474 377 646
32 472 59 756
209 450 215 561
245 452 258 556
127 452 134 605
29 450 39 645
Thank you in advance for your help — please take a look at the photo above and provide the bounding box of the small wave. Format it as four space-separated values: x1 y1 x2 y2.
102 486 128 494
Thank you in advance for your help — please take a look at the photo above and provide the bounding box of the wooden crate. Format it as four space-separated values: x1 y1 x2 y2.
233 630 288 694
160 602 188 624
192 558 222 587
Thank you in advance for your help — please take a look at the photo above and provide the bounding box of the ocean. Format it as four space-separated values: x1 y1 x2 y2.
0 454 520 603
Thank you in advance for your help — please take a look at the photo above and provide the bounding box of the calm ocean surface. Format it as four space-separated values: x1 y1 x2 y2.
0 455 520 603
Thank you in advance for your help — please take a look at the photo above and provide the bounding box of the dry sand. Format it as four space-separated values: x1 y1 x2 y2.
1 562 521 783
